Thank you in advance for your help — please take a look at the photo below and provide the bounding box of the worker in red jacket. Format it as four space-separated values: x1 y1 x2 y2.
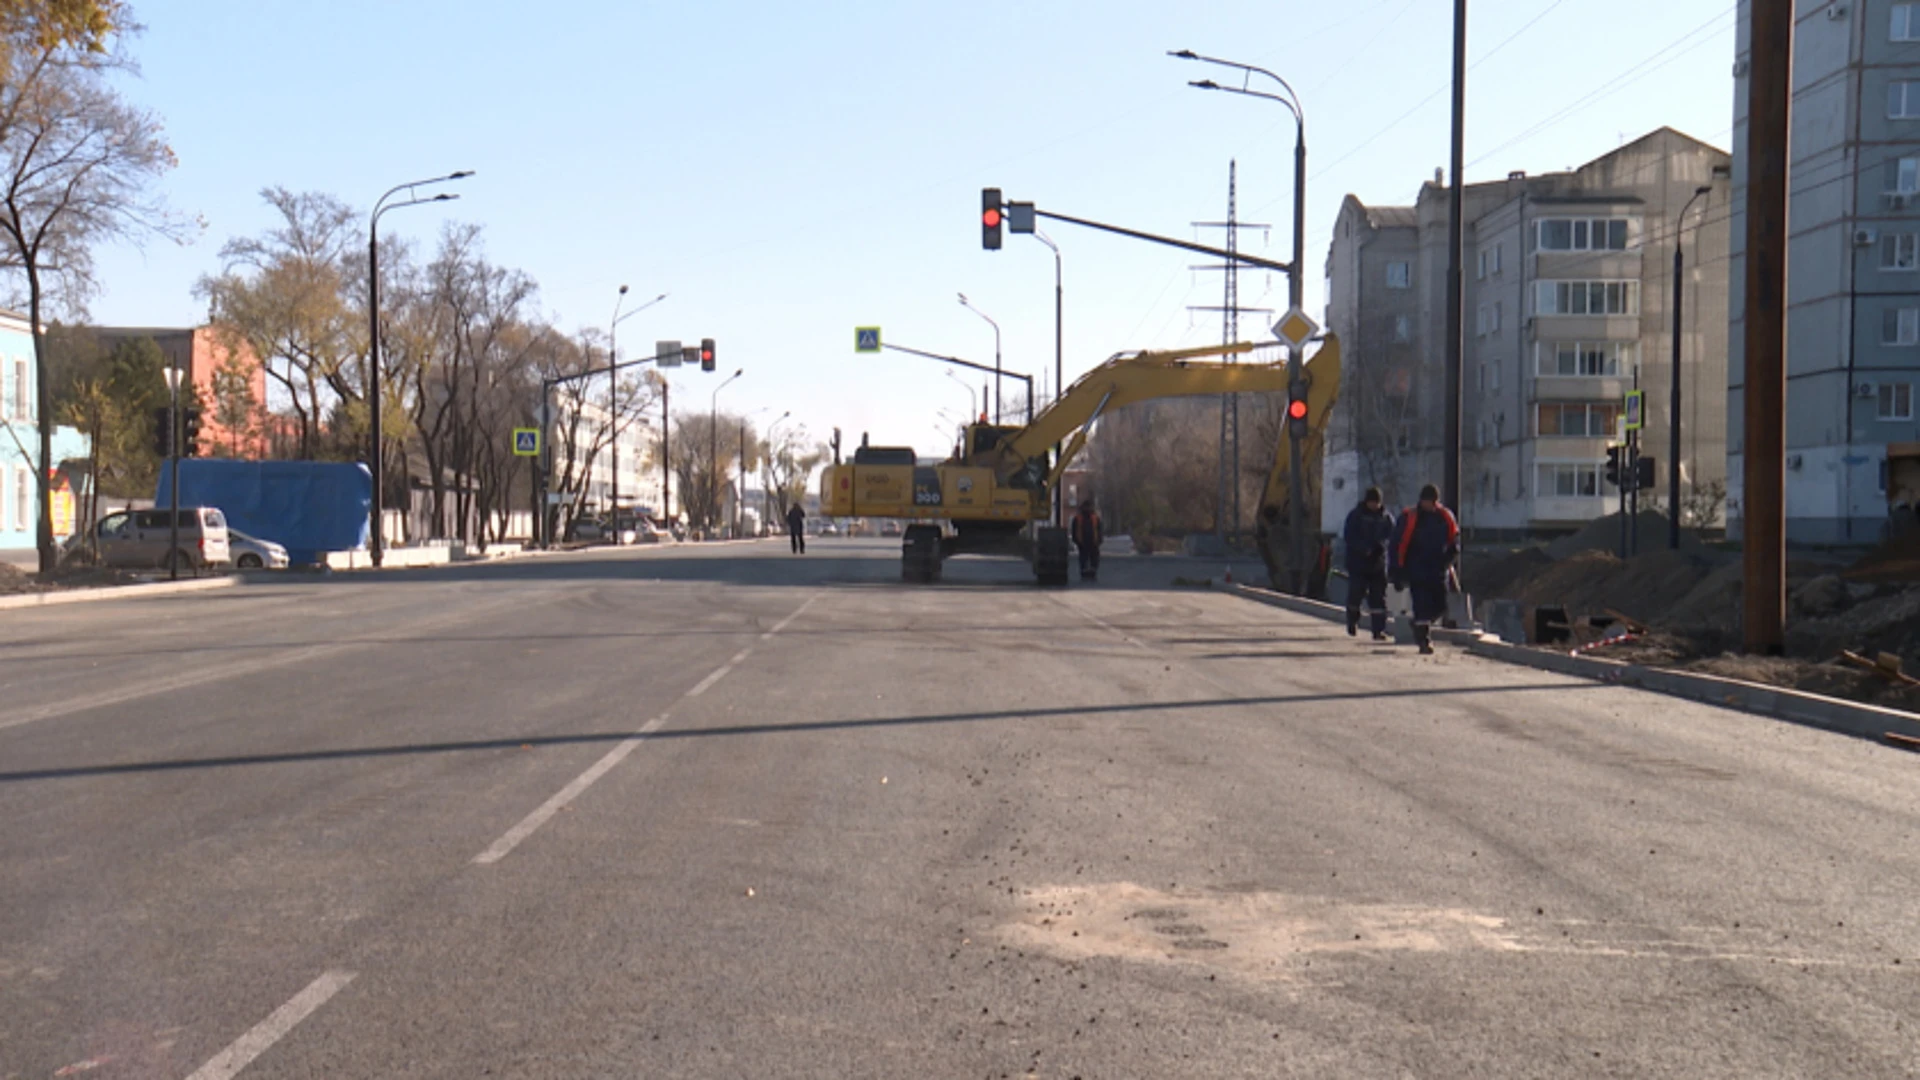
1389 483 1459 655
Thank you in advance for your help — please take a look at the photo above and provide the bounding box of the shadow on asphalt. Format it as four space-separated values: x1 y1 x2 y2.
0 681 1598 784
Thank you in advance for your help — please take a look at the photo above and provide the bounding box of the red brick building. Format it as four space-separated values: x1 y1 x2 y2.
97 325 270 459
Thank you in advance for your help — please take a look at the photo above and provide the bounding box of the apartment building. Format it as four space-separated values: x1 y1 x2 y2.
1729 0 1920 543
1323 128 1733 536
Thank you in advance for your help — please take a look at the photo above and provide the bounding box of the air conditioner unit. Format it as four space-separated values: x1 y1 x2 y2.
1855 380 1879 398
1855 227 1879 246
1885 193 1911 210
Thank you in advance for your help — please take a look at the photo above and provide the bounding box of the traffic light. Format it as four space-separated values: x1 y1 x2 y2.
151 406 174 457
1286 380 1310 438
982 187 1003 250
1604 444 1624 488
182 408 202 457
1634 454 1656 492
700 338 716 373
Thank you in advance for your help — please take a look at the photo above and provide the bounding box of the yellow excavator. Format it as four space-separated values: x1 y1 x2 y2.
821 335 1341 586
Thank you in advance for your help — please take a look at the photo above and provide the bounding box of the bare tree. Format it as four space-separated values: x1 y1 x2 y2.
0 53 191 571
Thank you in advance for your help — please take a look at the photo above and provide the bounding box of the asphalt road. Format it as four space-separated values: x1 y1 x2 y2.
1 537 1916 1079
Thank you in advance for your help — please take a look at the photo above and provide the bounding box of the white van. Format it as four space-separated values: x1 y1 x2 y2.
91 507 232 571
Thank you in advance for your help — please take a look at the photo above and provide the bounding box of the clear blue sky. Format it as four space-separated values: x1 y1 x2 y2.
86 0 1735 454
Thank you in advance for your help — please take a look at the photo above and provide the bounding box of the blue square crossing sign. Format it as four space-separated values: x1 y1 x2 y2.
512 428 540 456
855 327 881 353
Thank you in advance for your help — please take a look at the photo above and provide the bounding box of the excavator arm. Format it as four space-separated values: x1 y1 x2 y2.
1255 336 1343 592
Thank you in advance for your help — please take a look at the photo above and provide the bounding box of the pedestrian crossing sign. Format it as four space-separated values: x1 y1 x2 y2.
1623 390 1645 432
513 427 540 456
855 326 882 353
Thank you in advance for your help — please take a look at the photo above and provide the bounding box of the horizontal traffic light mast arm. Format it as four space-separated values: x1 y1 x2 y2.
1031 208 1294 275
543 354 665 392
881 341 1034 390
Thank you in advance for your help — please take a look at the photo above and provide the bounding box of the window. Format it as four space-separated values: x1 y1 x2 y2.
1538 341 1634 376
1884 307 1920 345
1491 301 1502 334
1535 280 1638 315
14 467 28 530
1885 233 1920 270
11 358 25 421
1493 243 1503 275
1537 402 1622 437
1391 314 1412 343
1534 217 1631 252
1536 463 1605 498
1899 2 1920 40
1494 474 1502 503
1891 156 1920 194
1491 361 1502 391
1880 381 1915 420
1477 251 1488 280
1477 363 1486 391
1891 80 1920 118
1386 261 1411 289
1476 304 1490 336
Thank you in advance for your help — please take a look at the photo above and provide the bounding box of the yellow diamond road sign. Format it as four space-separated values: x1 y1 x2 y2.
1273 308 1319 349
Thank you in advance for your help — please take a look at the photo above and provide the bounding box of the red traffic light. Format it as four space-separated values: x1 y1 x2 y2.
1287 398 1309 420
982 208 1002 227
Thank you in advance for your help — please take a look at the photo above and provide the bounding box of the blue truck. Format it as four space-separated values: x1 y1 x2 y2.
155 460 371 567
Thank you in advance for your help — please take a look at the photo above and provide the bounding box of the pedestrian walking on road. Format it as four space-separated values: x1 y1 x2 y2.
786 502 807 555
1070 499 1103 582
1389 483 1459 656
1342 486 1396 641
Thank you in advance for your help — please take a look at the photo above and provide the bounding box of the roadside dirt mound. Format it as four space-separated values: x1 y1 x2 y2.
0 562 50 595
1845 527 1920 584
1545 510 1702 560
1463 546 1553 603
1494 547 1734 626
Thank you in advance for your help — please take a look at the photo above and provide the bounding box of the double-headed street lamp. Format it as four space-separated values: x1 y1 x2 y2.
957 292 1002 423
369 169 472 567
1031 229 1064 525
608 285 668 543
945 368 978 419
1172 48 1312 590
709 368 743 536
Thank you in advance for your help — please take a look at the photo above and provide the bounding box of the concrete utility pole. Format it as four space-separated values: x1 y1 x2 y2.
1743 0 1791 654
1442 0 1467 520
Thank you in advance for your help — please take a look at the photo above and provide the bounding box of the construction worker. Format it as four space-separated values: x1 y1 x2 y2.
1342 486 1396 640
1389 483 1459 656
1070 498 1103 581
786 502 807 555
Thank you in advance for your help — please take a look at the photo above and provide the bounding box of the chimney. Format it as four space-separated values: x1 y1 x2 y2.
1434 167 1444 185
1508 170 1526 181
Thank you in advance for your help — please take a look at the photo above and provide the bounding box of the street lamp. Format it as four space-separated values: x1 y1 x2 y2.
957 292 1002 423
162 365 183 581
370 169 472 567
945 368 978 419
709 368 742 537
607 286 668 544
1671 184 1714 550
1172 48 1311 591
738 406 786 538
1031 229 1064 525
765 411 794 525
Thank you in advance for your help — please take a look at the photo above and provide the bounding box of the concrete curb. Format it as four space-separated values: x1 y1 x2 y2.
1223 583 1920 746
0 574 239 611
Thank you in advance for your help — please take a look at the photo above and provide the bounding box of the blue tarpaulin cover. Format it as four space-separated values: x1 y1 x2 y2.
155 459 371 566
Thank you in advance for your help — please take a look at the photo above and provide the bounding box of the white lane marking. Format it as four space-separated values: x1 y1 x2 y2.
184 970 355 1080
472 715 669 865
472 592 818 865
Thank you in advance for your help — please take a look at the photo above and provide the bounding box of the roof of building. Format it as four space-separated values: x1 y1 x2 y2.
1365 205 1418 229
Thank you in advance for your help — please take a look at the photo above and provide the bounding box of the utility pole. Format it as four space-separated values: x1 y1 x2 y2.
1672 185 1712 550
1188 161 1273 546
1744 0 1791 654
1443 0 1468 522
661 381 671 533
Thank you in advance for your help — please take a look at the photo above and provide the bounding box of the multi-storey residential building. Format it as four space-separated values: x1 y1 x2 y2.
95 325 270 459
1 310 90 561
1729 0 1920 543
1324 128 1733 537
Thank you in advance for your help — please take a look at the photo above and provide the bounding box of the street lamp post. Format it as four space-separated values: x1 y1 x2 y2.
163 366 182 581
606 288 667 544
1032 229 1063 525
765 412 793 524
1173 50 1309 591
945 368 978 420
1671 185 1713 550
709 368 742 537
957 293 1002 423
370 170 471 567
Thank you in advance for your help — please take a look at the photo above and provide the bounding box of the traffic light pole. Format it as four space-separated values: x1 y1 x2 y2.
168 385 180 582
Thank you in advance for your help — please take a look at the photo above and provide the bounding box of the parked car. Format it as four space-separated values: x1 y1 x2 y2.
88 507 231 571
227 528 290 570
569 518 605 542
880 521 902 537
